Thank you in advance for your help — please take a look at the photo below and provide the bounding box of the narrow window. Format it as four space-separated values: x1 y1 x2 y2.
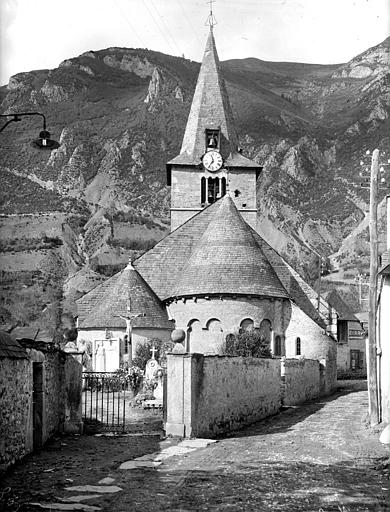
221 177 226 197
208 177 220 204
296 337 301 356
201 177 206 204
274 335 282 356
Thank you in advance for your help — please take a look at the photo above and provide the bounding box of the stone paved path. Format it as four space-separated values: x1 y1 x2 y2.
1 381 389 511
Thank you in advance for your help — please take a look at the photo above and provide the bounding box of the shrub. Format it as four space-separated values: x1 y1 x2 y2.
223 329 272 358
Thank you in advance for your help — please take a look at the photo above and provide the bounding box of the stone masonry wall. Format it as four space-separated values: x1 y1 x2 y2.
285 303 337 395
194 356 281 437
165 353 280 438
0 349 83 474
282 358 321 406
0 358 31 473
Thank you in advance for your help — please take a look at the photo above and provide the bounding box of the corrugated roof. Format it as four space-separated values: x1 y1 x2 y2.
77 263 173 330
0 331 28 359
324 290 360 322
170 195 288 299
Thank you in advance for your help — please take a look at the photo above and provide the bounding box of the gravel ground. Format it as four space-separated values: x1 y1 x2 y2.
1 380 389 512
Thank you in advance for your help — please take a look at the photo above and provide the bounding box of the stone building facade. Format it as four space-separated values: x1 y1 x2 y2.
0 332 83 473
378 195 390 424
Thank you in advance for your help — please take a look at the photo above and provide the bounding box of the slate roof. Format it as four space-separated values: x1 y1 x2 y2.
379 250 390 274
133 197 328 329
167 28 260 170
0 331 28 359
171 195 288 299
324 290 360 322
76 263 173 330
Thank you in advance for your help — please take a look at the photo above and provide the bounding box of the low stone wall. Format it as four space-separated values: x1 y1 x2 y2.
281 358 322 406
165 353 280 438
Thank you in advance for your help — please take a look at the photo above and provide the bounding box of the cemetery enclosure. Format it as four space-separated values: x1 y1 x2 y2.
82 372 163 433
165 353 337 438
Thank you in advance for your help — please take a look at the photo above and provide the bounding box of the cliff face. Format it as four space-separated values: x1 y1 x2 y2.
0 38 389 332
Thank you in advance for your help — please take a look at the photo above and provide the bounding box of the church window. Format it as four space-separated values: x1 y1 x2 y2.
296 337 301 356
208 177 220 203
206 318 223 332
201 177 206 204
205 129 220 150
240 318 254 332
221 177 227 196
274 335 282 356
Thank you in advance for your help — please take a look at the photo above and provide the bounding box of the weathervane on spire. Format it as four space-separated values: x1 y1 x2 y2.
205 0 217 28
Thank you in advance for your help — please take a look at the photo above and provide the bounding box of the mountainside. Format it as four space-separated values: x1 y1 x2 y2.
0 37 389 335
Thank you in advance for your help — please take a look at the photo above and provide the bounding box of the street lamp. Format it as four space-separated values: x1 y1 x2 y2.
0 112 60 149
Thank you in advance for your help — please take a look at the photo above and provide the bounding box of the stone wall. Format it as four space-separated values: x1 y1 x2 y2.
165 353 280 438
281 358 322 406
168 296 291 355
0 357 31 472
0 347 83 474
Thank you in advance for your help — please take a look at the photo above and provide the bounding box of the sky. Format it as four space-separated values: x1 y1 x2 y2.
1 0 389 86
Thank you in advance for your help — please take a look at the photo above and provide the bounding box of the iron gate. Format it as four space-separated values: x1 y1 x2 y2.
82 372 131 433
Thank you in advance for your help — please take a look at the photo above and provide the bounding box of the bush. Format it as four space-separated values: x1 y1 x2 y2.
223 329 272 358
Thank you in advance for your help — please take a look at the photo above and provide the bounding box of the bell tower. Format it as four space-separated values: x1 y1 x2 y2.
166 24 261 232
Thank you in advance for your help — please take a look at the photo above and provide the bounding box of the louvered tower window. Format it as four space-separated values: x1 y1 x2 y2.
205 129 220 150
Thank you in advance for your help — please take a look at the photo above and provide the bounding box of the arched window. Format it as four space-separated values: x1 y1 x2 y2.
296 337 301 356
201 177 206 204
274 335 282 356
206 318 223 332
187 319 201 352
240 318 254 332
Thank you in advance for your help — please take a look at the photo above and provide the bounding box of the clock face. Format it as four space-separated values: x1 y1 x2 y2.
202 150 223 172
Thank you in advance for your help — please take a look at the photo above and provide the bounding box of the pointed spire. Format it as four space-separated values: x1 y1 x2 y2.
171 28 239 165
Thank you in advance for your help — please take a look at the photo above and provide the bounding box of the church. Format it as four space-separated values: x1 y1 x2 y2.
76 27 336 387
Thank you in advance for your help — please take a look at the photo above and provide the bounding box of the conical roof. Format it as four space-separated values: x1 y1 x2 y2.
169 195 288 299
77 263 172 329
168 29 239 166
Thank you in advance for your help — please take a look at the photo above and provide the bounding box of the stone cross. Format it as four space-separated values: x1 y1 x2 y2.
150 343 157 360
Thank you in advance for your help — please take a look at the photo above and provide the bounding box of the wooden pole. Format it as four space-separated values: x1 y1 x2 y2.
368 148 380 425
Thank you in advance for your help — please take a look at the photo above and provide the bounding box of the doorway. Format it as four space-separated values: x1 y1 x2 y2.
33 362 43 450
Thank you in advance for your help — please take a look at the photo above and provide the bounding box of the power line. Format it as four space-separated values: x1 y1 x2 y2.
142 0 178 55
150 0 182 55
113 0 148 48
178 2 203 47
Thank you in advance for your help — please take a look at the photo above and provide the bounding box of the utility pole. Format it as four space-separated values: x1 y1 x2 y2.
368 149 380 425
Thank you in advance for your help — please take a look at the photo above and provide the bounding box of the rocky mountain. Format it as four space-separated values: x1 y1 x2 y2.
0 37 389 334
